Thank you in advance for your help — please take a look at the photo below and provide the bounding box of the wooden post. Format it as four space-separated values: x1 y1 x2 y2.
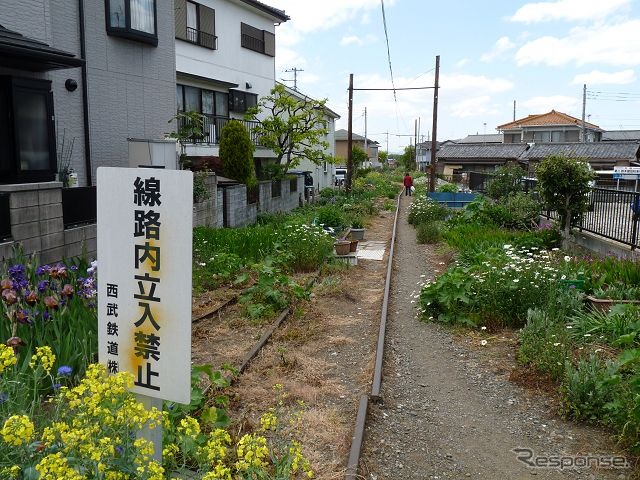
429 55 440 192
347 74 354 193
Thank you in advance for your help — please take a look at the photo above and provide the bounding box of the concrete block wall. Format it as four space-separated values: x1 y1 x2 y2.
0 182 96 265
224 185 257 227
193 173 217 228
0 182 66 264
216 189 224 227
64 225 97 261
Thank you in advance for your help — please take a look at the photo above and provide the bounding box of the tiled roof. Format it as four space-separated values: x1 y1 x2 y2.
437 143 528 159
240 0 289 22
458 134 503 144
497 110 601 131
525 142 640 160
602 130 640 141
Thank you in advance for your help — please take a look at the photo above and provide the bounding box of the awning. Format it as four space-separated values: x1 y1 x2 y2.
0 24 84 71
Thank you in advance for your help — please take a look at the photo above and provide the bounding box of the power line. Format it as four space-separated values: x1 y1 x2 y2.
380 0 397 102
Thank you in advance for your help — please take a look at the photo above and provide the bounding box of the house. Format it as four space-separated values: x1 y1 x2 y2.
334 129 380 167
0 1 176 187
523 142 640 172
602 130 640 142
416 141 440 172
458 134 503 144
0 0 176 263
436 143 529 176
173 0 289 168
277 83 340 192
498 110 603 144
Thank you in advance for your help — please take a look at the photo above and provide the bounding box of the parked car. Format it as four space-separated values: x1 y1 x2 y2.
335 167 347 186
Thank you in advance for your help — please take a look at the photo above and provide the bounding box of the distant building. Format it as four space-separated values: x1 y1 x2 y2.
334 129 380 167
497 110 603 144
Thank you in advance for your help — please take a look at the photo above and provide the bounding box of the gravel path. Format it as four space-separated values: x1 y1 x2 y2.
358 195 631 480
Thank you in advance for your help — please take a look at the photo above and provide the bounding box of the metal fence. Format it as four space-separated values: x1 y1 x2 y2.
542 187 640 250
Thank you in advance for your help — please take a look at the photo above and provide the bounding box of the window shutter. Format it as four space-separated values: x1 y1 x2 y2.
175 0 187 40
199 5 215 37
264 31 275 57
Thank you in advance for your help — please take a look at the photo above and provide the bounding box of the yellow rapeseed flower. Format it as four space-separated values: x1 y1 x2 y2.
36 452 83 480
29 346 55 373
259 411 277 432
177 416 200 439
235 434 269 471
0 343 17 374
201 463 232 480
1 415 34 446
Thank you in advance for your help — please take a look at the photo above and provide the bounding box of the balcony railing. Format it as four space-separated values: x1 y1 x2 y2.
186 27 217 50
178 114 262 147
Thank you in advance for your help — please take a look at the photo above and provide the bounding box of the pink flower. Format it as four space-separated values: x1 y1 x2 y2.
44 296 58 310
61 284 74 298
1 289 17 305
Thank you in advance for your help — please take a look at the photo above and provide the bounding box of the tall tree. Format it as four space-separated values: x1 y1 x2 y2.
246 84 329 173
219 119 256 184
536 155 595 245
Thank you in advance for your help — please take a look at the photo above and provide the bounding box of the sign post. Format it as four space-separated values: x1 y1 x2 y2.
97 167 193 462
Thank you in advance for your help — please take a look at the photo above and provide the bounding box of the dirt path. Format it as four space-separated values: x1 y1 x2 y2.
358 195 631 480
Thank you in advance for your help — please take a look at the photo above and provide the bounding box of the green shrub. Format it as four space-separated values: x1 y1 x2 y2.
315 205 346 229
562 354 618 423
416 222 442 244
408 197 448 225
568 304 640 347
518 309 571 381
437 183 457 193
484 192 541 230
277 223 334 272
219 119 255 183
486 164 525 199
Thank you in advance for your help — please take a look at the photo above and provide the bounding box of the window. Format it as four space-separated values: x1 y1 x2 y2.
241 23 275 56
176 84 228 117
106 0 158 46
175 0 216 50
0 77 56 184
229 89 257 114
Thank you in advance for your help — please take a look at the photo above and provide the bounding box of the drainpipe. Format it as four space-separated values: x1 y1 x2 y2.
78 0 92 186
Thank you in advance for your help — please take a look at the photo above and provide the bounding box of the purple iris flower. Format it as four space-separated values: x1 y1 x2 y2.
8 264 25 282
57 366 73 377
37 280 49 293
36 265 50 276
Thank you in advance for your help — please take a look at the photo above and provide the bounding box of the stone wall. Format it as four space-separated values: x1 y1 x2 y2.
193 174 217 228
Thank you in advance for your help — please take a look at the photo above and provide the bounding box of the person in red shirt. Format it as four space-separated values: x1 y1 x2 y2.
403 173 413 196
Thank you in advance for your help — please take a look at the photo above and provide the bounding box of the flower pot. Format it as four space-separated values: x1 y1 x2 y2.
586 295 640 313
334 241 351 256
349 240 358 252
350 228 365 241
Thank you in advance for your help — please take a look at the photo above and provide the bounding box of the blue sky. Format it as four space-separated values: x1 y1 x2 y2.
271 0 640 153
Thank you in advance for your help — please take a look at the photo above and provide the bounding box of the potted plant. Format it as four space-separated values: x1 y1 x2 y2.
334 240 351 256
586 282 640 312
349 217 365 241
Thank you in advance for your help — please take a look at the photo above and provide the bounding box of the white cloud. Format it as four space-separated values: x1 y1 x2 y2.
519 95 580 113
509 0 630 23
481 37 516 62
442 73 514 93
450 96 500 118
515 20 640 67
275 0 396 35
339 34 377 46
571 69 636 85
455 58 470 68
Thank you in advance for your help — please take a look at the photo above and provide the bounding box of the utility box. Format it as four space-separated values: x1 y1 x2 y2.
128 138 178 170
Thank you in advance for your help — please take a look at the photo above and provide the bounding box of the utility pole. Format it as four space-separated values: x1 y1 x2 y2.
285 67 304 91
347 73 354 193
414 119 418 170
429 55 440 192
582 84 587 143
364 107 368 165
513 100 516 122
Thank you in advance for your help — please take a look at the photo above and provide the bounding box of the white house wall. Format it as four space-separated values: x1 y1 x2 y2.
175 0 279 118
